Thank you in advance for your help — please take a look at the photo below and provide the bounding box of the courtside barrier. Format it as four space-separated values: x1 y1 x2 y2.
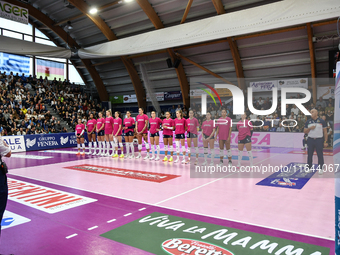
3 131 307 153
23 133 89 152
149 131 305 149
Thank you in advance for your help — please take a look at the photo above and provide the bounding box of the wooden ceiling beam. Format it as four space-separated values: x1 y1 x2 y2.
136 0 164 29
307 23 317 104
126 49 167 59
91 59 121 67
4 0 109 101
67 0 146 108
227 38 245 90
211 0 226 15
176 53 234 85
136 0 190 106
180 0 193 24
55 1 120 26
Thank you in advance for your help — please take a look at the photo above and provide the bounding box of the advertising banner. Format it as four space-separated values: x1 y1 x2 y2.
256 163 317 189
164 91 182 101
1 210 31 230
277 78 308 90
146 92 164 102
249 80 277 92
0 1 28 24
148 131 304 149
249 79 308 92
2 135 26 153
317 85 335 99
7 178 97 214
24 133 88 152
101 212 330 255
123 94 138 103
110 95 124 104
0 52 30 74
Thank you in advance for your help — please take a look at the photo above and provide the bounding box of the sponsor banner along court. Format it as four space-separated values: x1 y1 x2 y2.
64 164 180 183
24 132 88 152
2 135 26 153
101 212 330 255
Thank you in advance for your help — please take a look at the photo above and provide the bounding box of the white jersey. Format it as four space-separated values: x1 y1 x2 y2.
0 136 11 157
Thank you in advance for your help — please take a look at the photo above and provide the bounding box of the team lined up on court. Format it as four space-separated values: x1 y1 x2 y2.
74 108 254 167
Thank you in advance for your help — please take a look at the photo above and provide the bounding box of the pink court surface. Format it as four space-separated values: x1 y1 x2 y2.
0 146 335 254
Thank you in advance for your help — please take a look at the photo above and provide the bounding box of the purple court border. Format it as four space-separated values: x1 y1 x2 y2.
6 174 334 254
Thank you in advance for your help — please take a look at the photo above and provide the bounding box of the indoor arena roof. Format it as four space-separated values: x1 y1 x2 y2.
4 0 340 106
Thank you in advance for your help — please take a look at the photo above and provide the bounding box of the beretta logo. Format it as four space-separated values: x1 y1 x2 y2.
162 238 234 255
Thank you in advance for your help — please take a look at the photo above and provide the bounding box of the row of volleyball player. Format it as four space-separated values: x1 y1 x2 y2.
75 108 254 166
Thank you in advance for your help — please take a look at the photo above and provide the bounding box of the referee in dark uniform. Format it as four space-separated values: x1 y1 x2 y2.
303 109 328 174
0 135 11 235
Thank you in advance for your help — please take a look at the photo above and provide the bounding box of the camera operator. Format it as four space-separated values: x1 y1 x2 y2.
0 135 11 235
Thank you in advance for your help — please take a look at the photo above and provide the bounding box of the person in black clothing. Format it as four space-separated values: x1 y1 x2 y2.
0 135 11 236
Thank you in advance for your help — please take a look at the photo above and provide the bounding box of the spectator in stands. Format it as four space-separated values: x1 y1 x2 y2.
17 127 26 135
328 98 334 107
325 103 334 113
252 116 262 132
295 117 305 132
269 125 276 132
322 115 333 146
315 97 327 109
56 121 62 133
326 110 334 127
291 105 299 116
276 123 286 132
258 97 264 106
160 111 166 120
262 117 270 132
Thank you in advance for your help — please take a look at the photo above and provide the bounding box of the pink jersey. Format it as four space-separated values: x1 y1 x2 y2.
202 120 215 136
174 118 186 134
96 118 105 131
87 119 97 133
124 117 135 133
105 116 114 134
237 119 252 140
75 124 85 135
113 118 122 136
136 114 148 134
215 117 232 140
186 118 199 134
162 118 174 136
149 117 162 134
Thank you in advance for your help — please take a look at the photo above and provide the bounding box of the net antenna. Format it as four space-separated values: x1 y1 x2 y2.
140 63 161 114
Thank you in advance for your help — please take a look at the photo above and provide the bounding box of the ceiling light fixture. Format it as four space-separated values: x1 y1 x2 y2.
124 0 134 3
89 7 98 14
65 21 73 30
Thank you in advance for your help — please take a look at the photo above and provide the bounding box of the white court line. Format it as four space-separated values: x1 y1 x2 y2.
10 149 333 241
66 234 78 239
88 226 98 230
155 151 281 206
138 207 146 211
107 219 116 223
124 213 132 217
